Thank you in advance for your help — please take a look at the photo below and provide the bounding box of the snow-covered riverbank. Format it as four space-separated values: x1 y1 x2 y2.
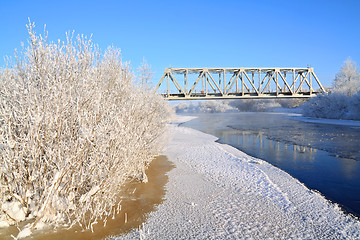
116 116 360 239
290 115 360 127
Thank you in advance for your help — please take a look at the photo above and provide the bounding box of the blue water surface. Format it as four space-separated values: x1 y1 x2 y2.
182 112 360 218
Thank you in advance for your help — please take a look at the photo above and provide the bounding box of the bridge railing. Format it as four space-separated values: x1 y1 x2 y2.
154 67 327 100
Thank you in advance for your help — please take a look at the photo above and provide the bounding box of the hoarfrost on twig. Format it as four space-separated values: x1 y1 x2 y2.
0 21 174 238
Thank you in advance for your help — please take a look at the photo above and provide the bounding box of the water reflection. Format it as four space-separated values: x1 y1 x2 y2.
182 112 360 218
219 130 317 165
0 156 174 240
338 158 360 180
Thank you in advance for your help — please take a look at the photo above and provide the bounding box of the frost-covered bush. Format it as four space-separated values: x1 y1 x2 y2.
333 57 360 96
175 100 235 113
347 92 360 119
300 91 360 120
300 58 360 120
277 98 307 109
175 98 301 114
0 22 172 237
230 99 281 112
301 93 350 119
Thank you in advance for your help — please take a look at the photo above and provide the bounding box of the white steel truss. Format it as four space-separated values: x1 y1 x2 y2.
155 67 327 100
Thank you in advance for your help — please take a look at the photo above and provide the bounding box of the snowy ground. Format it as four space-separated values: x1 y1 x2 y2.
116 116 360 239
290 115 360 127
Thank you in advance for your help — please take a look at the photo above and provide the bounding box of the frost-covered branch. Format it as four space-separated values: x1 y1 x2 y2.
333 57 360 96
138 58 154 90
0 22 173 238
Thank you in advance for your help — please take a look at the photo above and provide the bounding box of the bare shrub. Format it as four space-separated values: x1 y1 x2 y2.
0 22 172 236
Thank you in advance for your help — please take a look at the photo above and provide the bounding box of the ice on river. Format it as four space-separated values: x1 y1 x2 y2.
116 116 360 239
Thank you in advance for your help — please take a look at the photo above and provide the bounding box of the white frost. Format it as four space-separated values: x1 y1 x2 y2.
79 186 100 203
1 201 26 222
16 227 32 239
0 23 172 236
0 220 9 228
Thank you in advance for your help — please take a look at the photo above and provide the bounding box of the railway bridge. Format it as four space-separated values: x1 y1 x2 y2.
155 67 326 100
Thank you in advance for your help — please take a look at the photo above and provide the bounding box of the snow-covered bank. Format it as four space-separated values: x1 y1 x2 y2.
116 117 360 239
290 115 360 127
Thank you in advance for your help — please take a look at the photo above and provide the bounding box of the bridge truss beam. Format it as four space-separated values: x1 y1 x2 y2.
155 67 327 100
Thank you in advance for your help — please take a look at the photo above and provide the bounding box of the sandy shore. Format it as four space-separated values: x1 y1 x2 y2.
116 116 360 239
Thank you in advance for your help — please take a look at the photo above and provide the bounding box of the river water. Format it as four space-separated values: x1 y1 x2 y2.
0 156 174 240
182 112 360 218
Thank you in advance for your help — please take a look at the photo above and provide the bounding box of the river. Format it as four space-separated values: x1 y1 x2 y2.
182 112 360 218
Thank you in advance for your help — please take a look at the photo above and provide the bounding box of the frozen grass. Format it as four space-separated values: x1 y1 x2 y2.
0 22 172 237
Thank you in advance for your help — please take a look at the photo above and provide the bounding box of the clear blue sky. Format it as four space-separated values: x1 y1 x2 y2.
1 0 359 87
